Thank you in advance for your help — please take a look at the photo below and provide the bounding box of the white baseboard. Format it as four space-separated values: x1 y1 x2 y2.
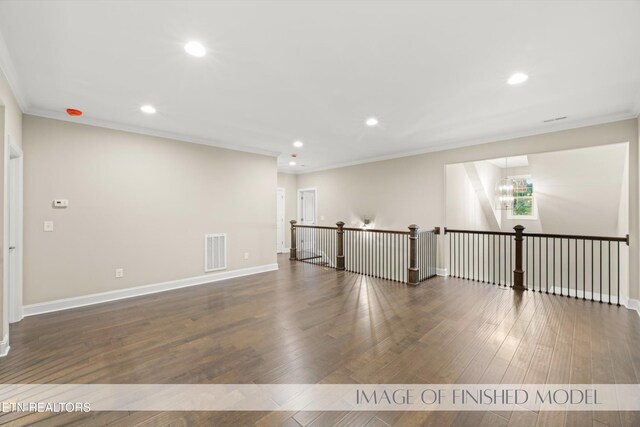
436 268 448 277
622 297 640 317
23 263 279 317
0 333 9 357
517 285 639 317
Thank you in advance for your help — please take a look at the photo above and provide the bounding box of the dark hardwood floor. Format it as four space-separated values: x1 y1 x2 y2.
1 254 639 426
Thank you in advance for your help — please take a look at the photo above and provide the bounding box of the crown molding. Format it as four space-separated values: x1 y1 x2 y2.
0 29 28 111
293 111 637 174
26 108 281 158
633 88 640 118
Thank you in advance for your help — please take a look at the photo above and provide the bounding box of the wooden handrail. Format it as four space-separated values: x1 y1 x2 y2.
293 224 338 230
444 227 628 244
445 224 628 303
444 228 515 236
523 232 628 244
342 227 410 235
289 220 440 284
294 223 439 236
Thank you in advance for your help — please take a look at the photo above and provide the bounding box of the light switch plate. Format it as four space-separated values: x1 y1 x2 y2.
44 221 54 232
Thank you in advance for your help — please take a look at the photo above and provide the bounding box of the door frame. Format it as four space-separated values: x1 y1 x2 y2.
297 187 317 224
7 138 23 325
276 187 286 253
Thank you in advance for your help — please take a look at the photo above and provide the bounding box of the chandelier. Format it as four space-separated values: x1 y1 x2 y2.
494 157 516 210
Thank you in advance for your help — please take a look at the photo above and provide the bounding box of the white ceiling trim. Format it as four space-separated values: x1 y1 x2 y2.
0 29 27 111
26 107 281 158
294 111 637 175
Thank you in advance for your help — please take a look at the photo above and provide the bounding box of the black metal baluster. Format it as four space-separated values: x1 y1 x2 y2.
498 234 502 286
574 239 577 298
553 238 556 295
617 242 620 306
591 240 594 302
532 237 535 292
509 235 513 287
467 233 470 279
599 240 603 303
538 237 541 293
457 233 460 279
545 237 549 294
503 235 507 286
391 233 395 280
492 235 496 285
524 236 528 290
582 240 585 300
608 241 611 304
560 239 563 296
449 233 452 279
565 237 570 296
483 233 487 283
471 233 474 281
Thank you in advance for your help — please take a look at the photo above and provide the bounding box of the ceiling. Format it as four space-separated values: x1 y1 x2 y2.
485 156 529 169
0 1 639 173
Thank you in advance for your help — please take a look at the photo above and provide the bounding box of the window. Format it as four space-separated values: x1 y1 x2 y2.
508 176 536 219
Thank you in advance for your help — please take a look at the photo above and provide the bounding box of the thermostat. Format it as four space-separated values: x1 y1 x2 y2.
53 199 69 208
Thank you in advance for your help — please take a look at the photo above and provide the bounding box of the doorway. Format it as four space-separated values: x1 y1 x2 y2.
297 188 317 225
276 188 285 253
8 139 23 324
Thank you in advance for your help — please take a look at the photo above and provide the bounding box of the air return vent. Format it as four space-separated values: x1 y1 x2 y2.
205 234 227 272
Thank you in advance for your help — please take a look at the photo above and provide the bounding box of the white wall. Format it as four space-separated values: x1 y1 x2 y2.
527 143 628 236
445 163 494 230
23 115 277 305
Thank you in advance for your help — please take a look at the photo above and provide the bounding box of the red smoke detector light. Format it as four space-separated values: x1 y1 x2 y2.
66 108 83 117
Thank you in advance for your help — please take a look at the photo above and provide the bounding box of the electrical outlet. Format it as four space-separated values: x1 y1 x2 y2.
44 221 54 232
115 268 124 278
320 215 325 221
244 252 249 260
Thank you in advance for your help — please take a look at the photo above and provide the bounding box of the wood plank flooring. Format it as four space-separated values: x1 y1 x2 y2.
1 254 639 426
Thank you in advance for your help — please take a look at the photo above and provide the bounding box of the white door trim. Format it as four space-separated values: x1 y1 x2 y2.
276 187 286 253
8 139 23 325
297 187 318 225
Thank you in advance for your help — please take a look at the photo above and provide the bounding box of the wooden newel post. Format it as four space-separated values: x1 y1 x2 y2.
336 221 345 270
289 220 297 261
513 225 525 291
408 224 419 286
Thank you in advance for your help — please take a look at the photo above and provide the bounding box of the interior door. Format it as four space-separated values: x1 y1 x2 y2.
276 188 285 253
299 189 316 225
298 189 317 257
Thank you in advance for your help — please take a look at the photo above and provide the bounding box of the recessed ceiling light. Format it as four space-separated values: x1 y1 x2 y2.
366 117 379 127
140 105 156 114
184 41 206 57
507 72 528 85
293 140 304 148
289 161 297 166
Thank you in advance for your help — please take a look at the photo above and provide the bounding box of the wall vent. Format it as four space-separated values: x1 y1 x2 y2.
205 234 227 272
